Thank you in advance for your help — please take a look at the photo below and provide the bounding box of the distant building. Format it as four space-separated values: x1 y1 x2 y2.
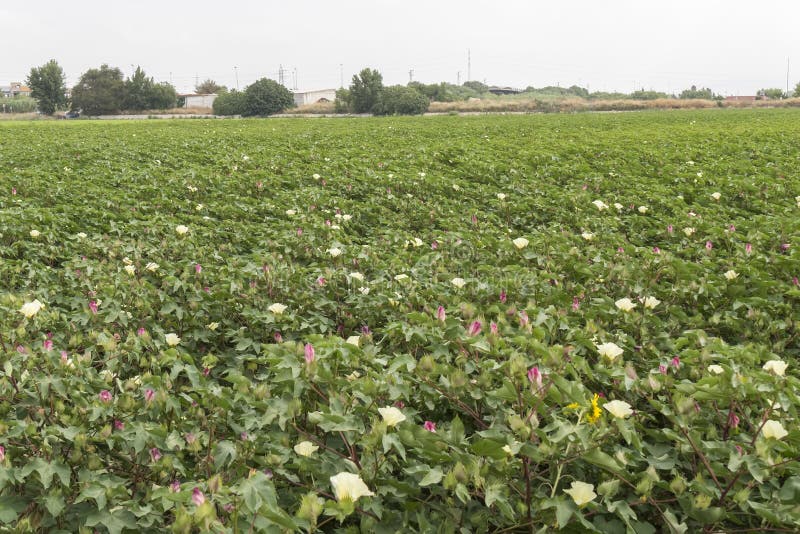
1 82 32 98
293 89 337 107
488 86 520 95
181 94 217 108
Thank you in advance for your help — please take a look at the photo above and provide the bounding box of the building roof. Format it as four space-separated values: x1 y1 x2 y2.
179 93 218 97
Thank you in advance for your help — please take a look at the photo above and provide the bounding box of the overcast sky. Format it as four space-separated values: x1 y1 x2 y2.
2 0 798 95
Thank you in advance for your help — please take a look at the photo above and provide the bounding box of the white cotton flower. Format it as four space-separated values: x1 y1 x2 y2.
724 270 738 281
592 200 609 211
285 209 297 216
145 262 159 272
613 202 624 210
330 472 374 502
707 364 724 375
512 237 529 249
346 335 360 347
30 230 41 238
124 265 136 275
451 277 466 288
77 232 87 239
683 227 695 237
711 192 721 201
761 420 788 440
19 299 45 318
638 206 648 214
394 273 409 281
358 287 370 295
615 298 637 312
293 441 319 457
564 481 596 506
762 360 788 377
378 406 407 427
206 322 219 331
165 333 181 346
581 232 594 241
327 247 342 258
643 296 660 309
349 272 365 281
603 400 633 418
268 303 287 315
496 193 506 200
596 342 624 361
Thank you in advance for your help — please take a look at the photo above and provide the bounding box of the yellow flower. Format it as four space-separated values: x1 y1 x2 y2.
293 441 319 457
165 333 181 346
586 394 602 424
378 406 406 427
614 298 637 312
566 402 580 410
19 299 45 318
268 303 287 315
762 420 788 440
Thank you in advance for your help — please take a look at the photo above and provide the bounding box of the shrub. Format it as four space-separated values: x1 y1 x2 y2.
243 78 294 116
373 85 430 115
334 88 352 113
349 68 383 113
212 90 247 116
71 64 125 115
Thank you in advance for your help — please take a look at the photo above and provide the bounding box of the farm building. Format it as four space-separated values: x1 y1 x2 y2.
181 94 217 108
487 86 520 95
293 89 336 107
1 82 32 98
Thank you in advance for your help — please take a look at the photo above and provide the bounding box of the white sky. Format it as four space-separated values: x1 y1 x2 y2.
2 0 798 95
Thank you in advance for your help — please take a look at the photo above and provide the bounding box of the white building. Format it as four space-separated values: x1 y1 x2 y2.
181 94 217 108
293 89 336 107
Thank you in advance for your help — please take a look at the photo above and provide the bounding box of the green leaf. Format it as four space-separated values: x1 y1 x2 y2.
419 468 443 487
84 509 138 534
0 496 27 524
213 440 237 469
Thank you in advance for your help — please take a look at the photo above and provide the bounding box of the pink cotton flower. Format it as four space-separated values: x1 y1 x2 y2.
394 400 405 409
499 290 507 304
468 321 482 336
727 411 740 429
572 297 580 311
316 276 326 286
88 300 98 314
436 306 446 322
192 488 205 506
659 364 667 375
304 343 315 364
150 448 162 462
114 420 124 430
728 224 736 233
527 366 542 388
195 264 202 274
745 243 752 255
296 227 303 237
667 225 673 235
0 445 5 462
671 356 680 369
781 243 790 252
423 421 437 432
519 311 529 328
274 332 283 343
99 390 112 403
652 247 661 254
431 240 439 250
144 388 155 403
137 327 146 336
490 322 498 334
11 188 16 195
43 339 53 351
706 241 713 250
793 277 799 286
170 480 181 492
471 214 478 225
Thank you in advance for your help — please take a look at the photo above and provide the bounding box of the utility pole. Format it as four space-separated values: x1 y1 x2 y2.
293 68 298 90
787 57 791 96
234 66 239 90
409 69 414 83
340 64 344 88
467 49 471 81
457 71 461 85
279 64 284 86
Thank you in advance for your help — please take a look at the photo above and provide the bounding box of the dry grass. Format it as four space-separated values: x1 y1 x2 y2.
121 107 214 115
283 102 337 115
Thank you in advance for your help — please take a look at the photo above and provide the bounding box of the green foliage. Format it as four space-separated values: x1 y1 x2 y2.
408 82 453 102
679 85 717 100
759 88 787 100
349 68 384 113
0 97 38 114
70 64 125 115
25 60 68 115
334 88 351 113
243 78 294 116
794 82 800 98
123 67 178 111
462 80 488 93
212 90 247 116
195 79 226 95
630 89 671 100
373 85 430 115
0 110 799 531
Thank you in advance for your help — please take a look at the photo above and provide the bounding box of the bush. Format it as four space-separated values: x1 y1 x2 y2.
373 85 430 115
349 68 383 113
212 90 247 115
243 78 294 116
334 88 352 113
0 96 38 113
71 64 125 115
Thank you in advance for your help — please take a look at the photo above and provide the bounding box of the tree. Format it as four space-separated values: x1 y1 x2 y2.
196 79 226 94
679 85 716 100
373 86 430 115
71 64 125 115
334 88 352 113
758 88 786 100
121 67 178 110
794 82 800 98
212 90 247 115
26 60 68 115
349 68 383 113
462 80 488 93
243 78 294 116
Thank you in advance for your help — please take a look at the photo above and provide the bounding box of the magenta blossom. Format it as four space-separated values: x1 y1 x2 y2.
304 343 315 364
781 243 790 252
423 421 437 433
467 320 482 336
170 480 181 492
652 247 661 254
471 214 478 225
43 339 54 351
705 241 713 250
794 276 799 286
618 246 625 254
316 276 326 286
114 420 124 430
572 297 580 311
745 243 752 255
490 322 498 334
195 263 202 274
667 224 673 235
274 332 283 343
89 300 98 314
99 390 112 403
671 356 680 369
16 345 26 354
436 305 446 322
728 411 740 429
137 327 146 336
60 351 69 362
728 224 736 232
431 240 438 250
150 448 162 462
144 388 155 403
499 289 507 304
0 445 5 462
519 311 529 328
527 366 542 388
192 487 205 506
659 364 667 375
394 400 405 409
